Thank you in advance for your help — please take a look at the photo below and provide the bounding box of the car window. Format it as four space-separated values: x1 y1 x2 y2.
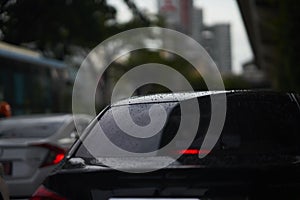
222 93 300 152
76 102 177 157
76 120 90 134
166 93 300 154
0 121 64 139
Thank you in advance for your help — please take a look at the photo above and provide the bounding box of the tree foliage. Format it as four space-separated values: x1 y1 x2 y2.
258 0 300 92
0 0 150 59
275 0 300 92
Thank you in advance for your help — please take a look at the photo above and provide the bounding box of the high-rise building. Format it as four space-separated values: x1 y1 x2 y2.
202 24 232 74
192 8 204 43
179 0 193 35
158 1 232 74
158 0 180 30
158 0 193 35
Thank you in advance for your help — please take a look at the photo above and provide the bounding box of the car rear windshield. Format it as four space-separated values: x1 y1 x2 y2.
76 92 300 166
0 120 64 139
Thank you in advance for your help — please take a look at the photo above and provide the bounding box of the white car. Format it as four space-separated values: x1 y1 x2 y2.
0 114 92 198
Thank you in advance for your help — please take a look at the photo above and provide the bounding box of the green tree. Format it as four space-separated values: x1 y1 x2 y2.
0 0 151 59
258 0 300 92
274 0 300 92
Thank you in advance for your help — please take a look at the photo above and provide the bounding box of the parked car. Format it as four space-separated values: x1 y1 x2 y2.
0 163 9 200
31 91 300 199
0 114 92 198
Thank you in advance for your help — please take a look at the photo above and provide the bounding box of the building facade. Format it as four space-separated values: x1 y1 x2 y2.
158 0 232 74
202 24 232 74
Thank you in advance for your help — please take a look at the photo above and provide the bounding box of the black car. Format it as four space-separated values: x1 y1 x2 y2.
30 91 300 200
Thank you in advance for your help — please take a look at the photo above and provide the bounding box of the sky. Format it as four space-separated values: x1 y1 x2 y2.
107 0 253 74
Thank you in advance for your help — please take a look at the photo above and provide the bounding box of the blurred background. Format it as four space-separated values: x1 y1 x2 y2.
0 0 299 115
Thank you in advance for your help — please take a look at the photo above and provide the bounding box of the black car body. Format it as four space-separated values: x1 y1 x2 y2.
31 91 300 200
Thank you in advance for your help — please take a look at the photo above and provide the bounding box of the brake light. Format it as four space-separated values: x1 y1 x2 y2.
53 154 65 164
33 144 66 168
179 149 210 155
30 185 66 200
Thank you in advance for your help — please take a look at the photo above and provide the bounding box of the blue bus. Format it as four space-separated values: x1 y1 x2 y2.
0 42 70 115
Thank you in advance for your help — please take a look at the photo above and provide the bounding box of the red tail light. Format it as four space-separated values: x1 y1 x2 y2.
33 143 66 168
179 149 211 155
30 185 66 200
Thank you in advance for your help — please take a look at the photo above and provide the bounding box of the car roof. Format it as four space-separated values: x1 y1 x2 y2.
0 114 74 126
111 90 296 107
112 90 231 106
